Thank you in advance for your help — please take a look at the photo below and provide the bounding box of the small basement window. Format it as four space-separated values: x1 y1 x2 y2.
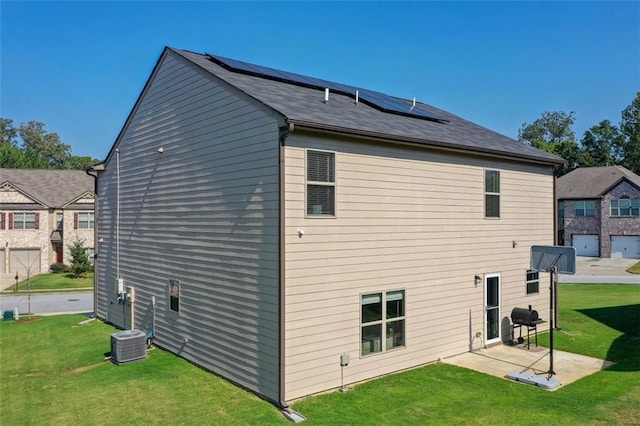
169 279 180 312
526 270 539 294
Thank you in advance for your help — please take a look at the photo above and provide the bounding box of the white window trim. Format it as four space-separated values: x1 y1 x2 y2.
484 169 501 219
305 149 337 218
526 270 540 295
78 212 95 229
484 273 501 345
360 289 406 357
13 212 37 229
575 200 595 217
611 198 639 217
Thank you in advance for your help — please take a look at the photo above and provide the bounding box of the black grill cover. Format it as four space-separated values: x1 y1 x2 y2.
511 307 539 326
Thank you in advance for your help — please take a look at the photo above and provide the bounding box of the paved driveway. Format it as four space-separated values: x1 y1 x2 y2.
559 257 639 284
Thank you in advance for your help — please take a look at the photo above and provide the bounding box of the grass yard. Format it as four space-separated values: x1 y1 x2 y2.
1 285 638 425
3 272 93 292
627 261 640 274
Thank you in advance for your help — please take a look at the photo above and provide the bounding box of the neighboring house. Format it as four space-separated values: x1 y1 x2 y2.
0 169 95 280
91 47 564 406
557 165 640 259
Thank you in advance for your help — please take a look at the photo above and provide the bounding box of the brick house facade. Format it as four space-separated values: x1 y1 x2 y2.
1 169 95 280
558 166 640 258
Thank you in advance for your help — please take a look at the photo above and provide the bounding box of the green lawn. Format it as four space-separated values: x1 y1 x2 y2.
628 261 640 274
1 285 638 425
3 272 93 292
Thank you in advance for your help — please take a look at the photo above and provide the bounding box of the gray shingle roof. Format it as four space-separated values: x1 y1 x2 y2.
171 48 564 166
557 166 640 199
0 169 94 208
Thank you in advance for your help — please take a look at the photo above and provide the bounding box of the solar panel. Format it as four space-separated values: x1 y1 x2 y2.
206 54 447 122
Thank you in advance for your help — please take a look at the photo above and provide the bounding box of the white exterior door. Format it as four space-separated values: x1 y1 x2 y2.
572 235 599 257
484 274 501 345
611 236 640 259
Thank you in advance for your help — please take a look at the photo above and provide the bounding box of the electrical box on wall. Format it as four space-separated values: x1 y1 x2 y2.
340 353 350 366
116 278 124 294
126 286 135 302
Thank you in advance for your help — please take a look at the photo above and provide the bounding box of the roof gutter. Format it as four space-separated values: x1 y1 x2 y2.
287 119 566 167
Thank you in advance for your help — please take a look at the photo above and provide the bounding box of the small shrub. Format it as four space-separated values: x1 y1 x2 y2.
68 240 91 278
49 263 68 273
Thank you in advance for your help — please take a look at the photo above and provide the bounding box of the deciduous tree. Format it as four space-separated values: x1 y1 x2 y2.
580 120 621 168
0 118 18 146
518 111 580 175
618 92 640 174
18 120 72 168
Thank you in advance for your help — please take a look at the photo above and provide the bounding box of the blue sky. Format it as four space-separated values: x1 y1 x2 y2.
2 1 639 160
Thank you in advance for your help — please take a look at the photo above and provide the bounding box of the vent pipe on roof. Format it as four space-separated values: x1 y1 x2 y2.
355 90 359 104
324 88 329 103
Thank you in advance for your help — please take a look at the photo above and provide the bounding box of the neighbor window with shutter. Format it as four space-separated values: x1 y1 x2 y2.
76 212 95 229
306 150 335 216
11 212 38 229
485 170 500 218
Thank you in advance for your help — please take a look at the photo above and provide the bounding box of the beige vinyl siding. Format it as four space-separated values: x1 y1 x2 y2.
96 51 281 401
283 132 554 400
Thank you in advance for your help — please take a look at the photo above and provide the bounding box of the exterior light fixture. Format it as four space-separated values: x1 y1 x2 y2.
475 275 482 286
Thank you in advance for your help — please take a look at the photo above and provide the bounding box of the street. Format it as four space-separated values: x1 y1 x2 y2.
0 292 93 317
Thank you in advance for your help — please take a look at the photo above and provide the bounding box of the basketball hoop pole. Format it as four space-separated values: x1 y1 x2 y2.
548 265 556 378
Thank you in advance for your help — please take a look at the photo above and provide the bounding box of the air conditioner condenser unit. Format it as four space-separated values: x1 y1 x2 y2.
111 329 147 365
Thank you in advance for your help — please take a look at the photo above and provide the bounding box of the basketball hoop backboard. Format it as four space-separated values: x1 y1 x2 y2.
530 245 576 275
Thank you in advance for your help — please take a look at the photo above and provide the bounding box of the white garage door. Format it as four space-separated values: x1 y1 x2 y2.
10 249 41 277
572 235 599 257
611 236 640 259
0 249 5 274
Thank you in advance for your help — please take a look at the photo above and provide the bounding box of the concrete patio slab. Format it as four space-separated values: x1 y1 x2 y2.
442 344 614 390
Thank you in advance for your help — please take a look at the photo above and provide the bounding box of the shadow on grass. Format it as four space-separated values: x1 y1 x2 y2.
578 303 640 372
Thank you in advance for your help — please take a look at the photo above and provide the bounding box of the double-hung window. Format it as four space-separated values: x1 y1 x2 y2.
611 197 639 217
76 212 95 229
12 212 37 229
526 270 539 294
306 150 335 216
361 290 405 356
575 200 595 217
485 170 500 218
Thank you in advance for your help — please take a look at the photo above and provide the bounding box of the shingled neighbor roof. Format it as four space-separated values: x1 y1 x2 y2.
557 166 640 199
169 48 564 166
0 169 93 208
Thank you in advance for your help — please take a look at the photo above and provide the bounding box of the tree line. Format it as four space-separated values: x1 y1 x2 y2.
518 92 640 176
0 118 99 170
2 92 638 174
